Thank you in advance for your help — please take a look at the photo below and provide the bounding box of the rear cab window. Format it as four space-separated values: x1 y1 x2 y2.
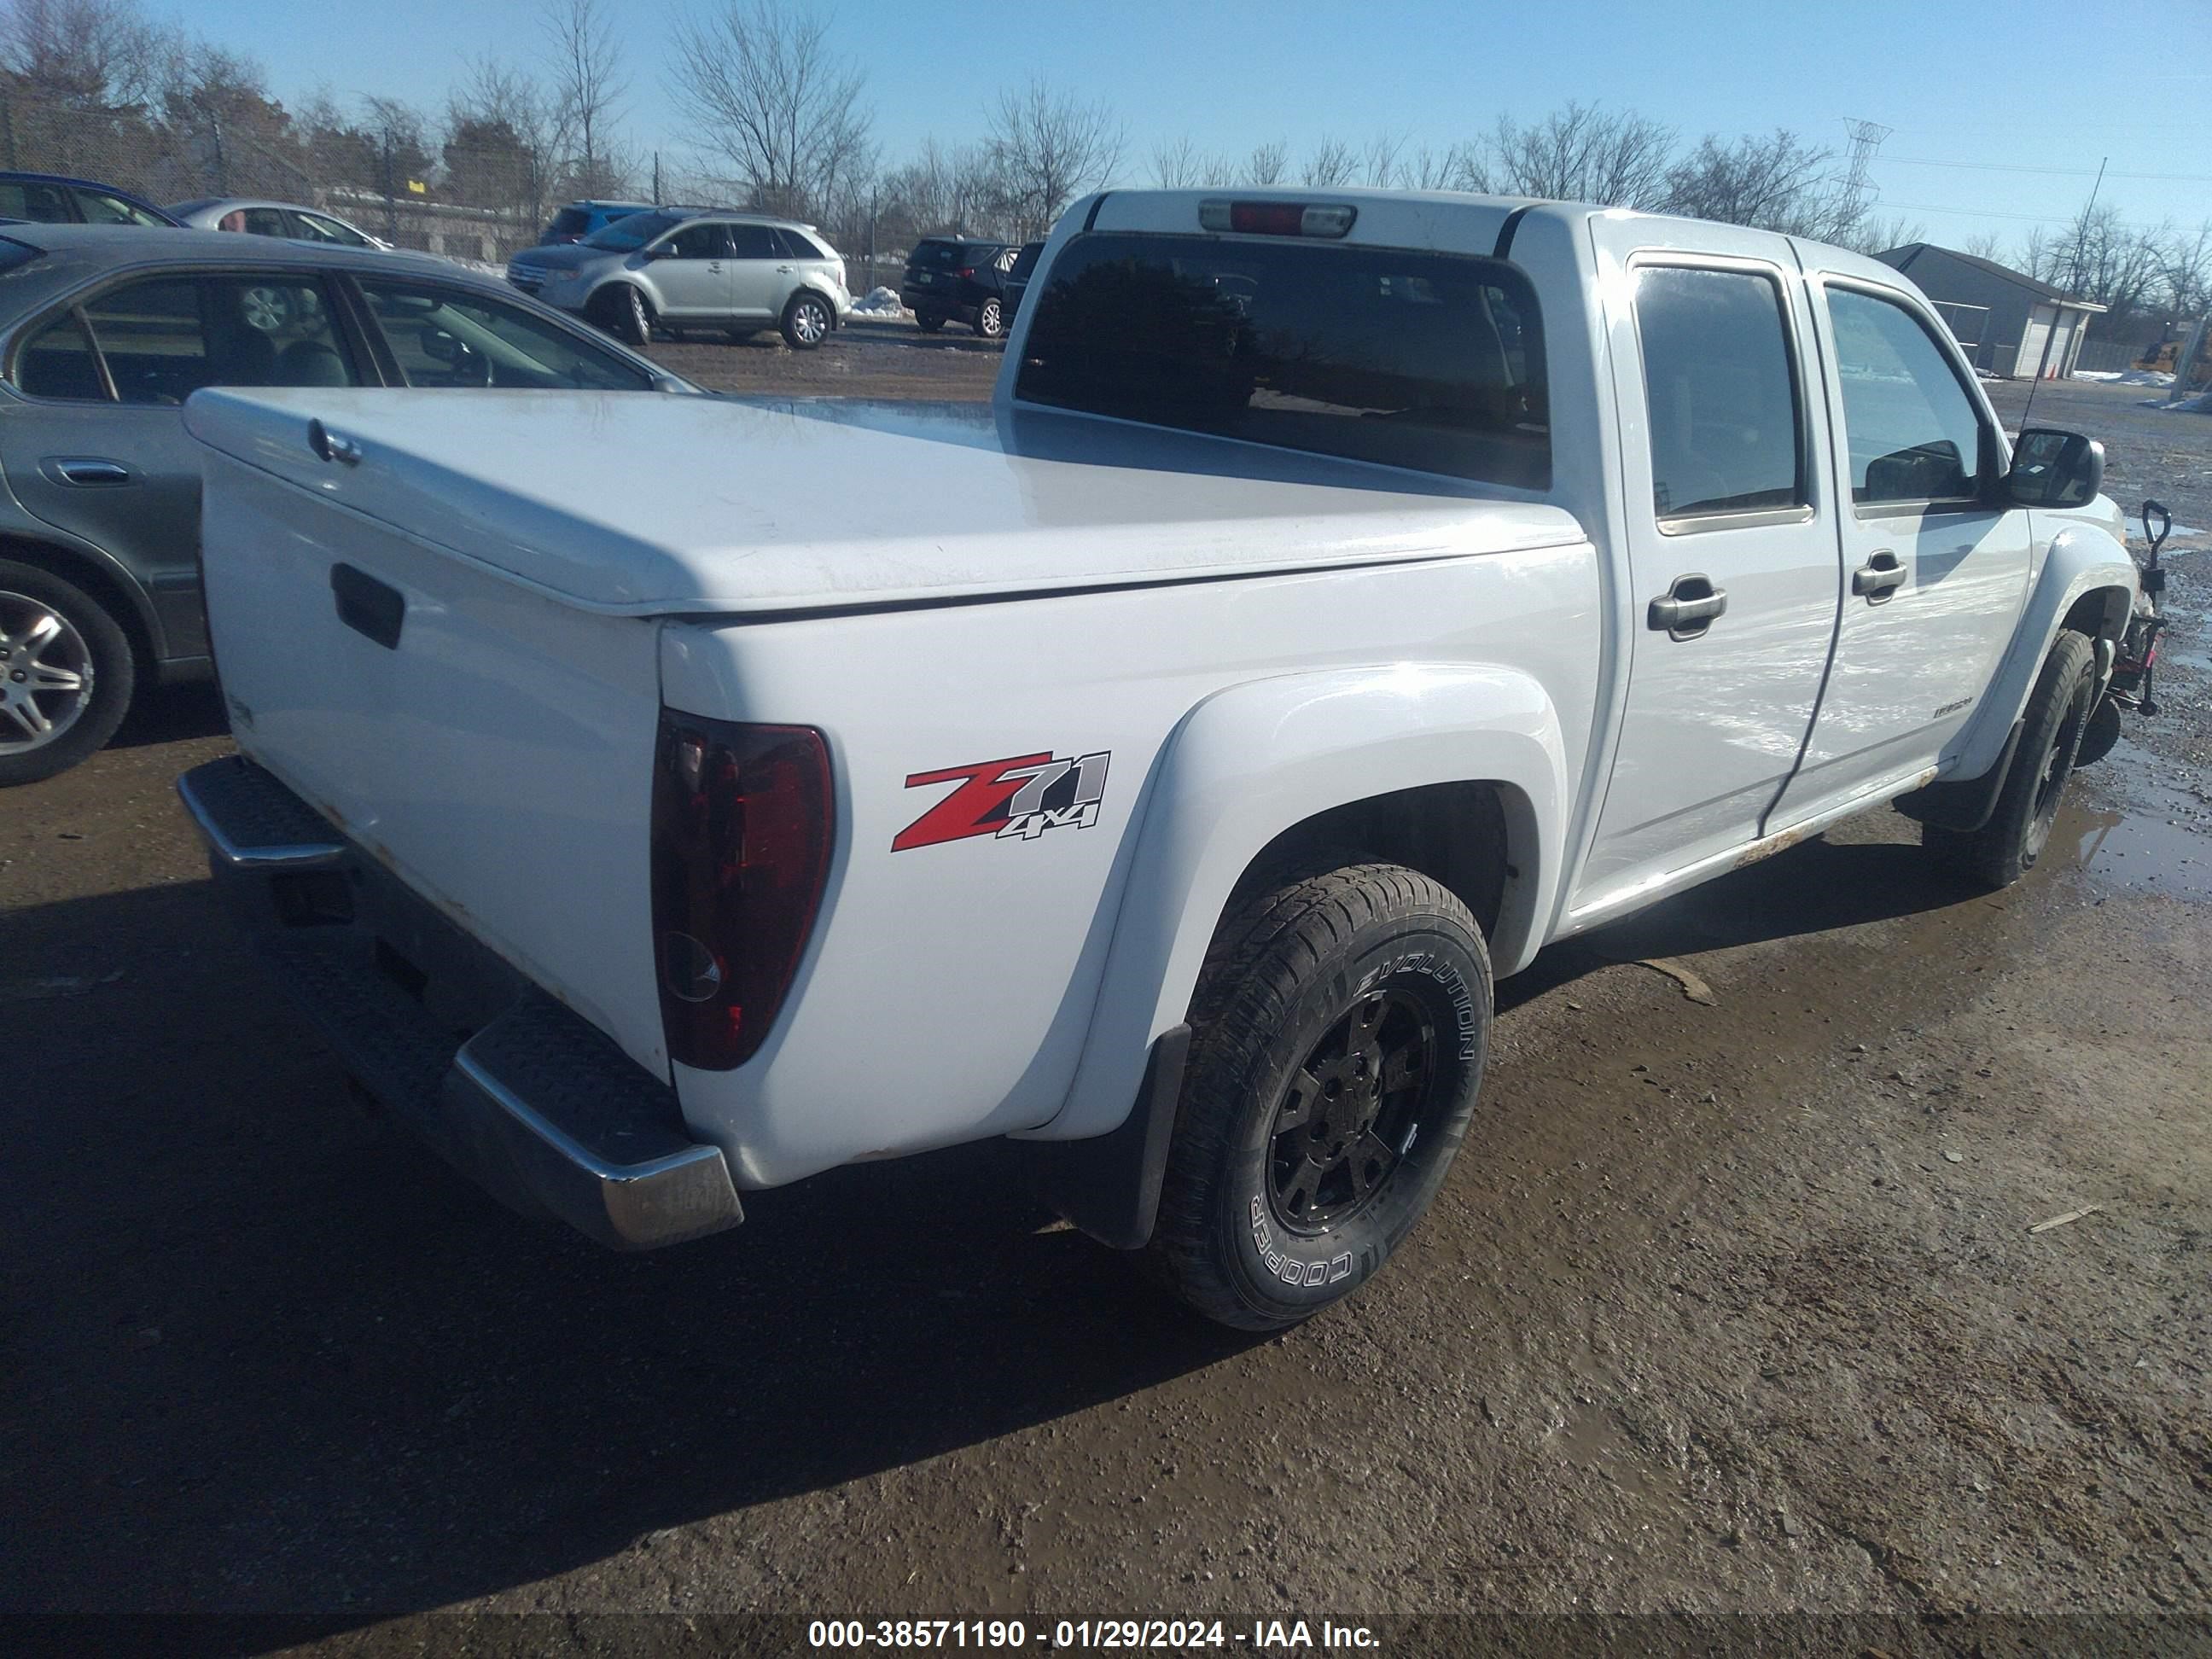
910 241 992 269
1012 230 1550 492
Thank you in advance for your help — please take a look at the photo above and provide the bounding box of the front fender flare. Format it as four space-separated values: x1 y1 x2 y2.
1942 520 2137 783
1038 663 1571 1141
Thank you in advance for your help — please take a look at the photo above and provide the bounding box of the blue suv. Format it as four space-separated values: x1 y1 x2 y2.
538 201 655 245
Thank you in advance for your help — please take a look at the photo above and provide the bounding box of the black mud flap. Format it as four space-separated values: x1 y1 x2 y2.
1021 1026 1191 1251
1892 719 2025 833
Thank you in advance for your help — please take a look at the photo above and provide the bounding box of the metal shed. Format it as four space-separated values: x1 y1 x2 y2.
1876 244 2106 379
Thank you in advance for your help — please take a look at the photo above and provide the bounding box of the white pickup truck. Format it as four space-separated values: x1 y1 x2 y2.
178 189 2140 1330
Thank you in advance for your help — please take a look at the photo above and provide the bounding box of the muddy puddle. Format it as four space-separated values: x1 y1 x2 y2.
2066 736 2212 901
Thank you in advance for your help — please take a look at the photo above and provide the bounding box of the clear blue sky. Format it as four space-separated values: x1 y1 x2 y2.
204 0 2207 253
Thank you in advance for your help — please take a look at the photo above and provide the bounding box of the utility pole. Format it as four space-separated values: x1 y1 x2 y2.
208 110 228 195
652 150 662 207
381 129 399 241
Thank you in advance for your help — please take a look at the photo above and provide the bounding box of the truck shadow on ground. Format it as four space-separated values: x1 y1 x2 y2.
2 824 1986 1621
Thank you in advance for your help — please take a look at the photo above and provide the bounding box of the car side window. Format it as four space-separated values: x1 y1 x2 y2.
239 207 292 238
67 276 356 405
663 224 729 259
358 280 654 391
993 247 1019 274
292 212 370 247
75 189 166 227
1827 288 1988 509
726 224 780 260
15 311 107 399
0 179 74 221
1633 265 1805 521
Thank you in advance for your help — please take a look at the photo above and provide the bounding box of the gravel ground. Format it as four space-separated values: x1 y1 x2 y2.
3 341 2209 1652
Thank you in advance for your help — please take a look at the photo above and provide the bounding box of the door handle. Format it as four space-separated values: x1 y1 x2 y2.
1853 548 1907 601
776 265 794 273
306 419 362 466
1648 573 1728 641
46 457 132 487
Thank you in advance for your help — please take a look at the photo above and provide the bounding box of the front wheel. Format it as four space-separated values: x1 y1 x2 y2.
781 292 833 351
0 559 136 786
1145 863 1493 1330
1924 629 2096 888
593 285 653 347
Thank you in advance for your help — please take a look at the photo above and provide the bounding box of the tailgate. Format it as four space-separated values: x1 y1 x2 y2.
192 410 669 1078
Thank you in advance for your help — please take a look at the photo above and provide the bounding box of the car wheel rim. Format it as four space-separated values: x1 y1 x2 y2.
981 301 1002 336
0 592 93 754
795 301 827 344
629 290 649 338
1267 990 1437 1234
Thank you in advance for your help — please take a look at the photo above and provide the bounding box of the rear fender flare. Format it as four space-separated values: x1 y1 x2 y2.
1943 520 2137 782
1039 663 1570 1141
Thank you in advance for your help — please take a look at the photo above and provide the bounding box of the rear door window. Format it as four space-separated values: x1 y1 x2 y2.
1633 265 1806 521
0 179 74 222
15 311 105 399
1014 231 1550 490
664 223 731 259
239 207 293 238
726 224 780 260
77 276 357 402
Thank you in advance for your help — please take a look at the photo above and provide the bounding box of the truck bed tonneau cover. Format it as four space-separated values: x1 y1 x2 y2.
183 388 1586 616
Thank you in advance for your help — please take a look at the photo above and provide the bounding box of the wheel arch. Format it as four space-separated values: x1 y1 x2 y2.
0 531 164 674
1036 663 1571 1142
1940 521 2138 784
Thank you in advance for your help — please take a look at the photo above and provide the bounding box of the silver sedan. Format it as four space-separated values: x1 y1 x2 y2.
0 223 694 784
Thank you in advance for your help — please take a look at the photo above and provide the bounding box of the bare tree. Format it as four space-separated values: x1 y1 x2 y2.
545 0 627 199
668 0 872 218
1150 133 1225 189
0 0 171 109
1838 212 1924 258
1361 131 1403 189
984 78 1122 239
1662 129 1837 235
1488 103 1674 207
1406 143 1486 192
2162 220 2212 319
1240 139 1288 187
1301 136 1354 188
1961 230 2005 261
445 57 562 228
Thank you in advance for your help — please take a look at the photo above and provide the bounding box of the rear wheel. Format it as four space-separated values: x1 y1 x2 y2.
975 297 1004 339
782 291 832 351
914 311 946 335
1145 863 1492 1330
0 559 136 786
1924 630 2096 888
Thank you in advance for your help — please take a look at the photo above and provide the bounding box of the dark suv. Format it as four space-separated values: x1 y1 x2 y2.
900 236 1016 338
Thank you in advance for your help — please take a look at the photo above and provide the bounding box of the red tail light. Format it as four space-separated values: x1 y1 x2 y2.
1197 199 1359 238
956 265 976 278
650 713 833 1069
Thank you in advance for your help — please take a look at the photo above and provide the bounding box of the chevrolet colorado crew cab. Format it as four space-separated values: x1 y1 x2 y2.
177 189 2139 1330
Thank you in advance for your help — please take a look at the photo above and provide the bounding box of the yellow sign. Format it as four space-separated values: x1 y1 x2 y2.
406 179 427 195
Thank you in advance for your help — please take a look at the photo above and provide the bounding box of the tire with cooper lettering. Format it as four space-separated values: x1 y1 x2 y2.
1146 863 1492 1330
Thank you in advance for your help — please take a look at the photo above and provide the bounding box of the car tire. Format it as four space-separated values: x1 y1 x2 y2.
782 291 833 351
1144 862 1493 1330
914 311 945 335
592 285 653 347
1924 629 2096 888
975 297 1004 339
0 559 136 787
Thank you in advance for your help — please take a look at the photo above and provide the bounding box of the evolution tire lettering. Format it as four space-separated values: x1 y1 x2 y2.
893 749 1111 851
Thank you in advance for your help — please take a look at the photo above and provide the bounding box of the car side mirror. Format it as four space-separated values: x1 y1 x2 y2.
643 243 676 259
2007 427 2104 509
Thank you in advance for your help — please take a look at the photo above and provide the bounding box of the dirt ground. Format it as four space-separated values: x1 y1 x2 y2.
3 331 2209 1651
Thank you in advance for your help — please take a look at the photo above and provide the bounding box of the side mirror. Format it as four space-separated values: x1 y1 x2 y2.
642 242 676 259
2007 427 2104 509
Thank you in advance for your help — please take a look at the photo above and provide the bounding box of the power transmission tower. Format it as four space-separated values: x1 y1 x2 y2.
1838 117 1892 239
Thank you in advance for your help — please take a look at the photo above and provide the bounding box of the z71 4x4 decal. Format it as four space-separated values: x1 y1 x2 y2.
892 750 1111 852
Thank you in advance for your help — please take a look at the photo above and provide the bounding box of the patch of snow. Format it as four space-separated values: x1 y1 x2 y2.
2130 513 2206 541
2140 388 2212 414
2073 368 2175 387
849 286 906 317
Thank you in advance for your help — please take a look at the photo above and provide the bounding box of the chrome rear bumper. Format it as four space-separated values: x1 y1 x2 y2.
177 756 742 1250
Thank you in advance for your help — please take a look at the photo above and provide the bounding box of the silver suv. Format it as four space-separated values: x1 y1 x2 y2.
506 208 851 351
